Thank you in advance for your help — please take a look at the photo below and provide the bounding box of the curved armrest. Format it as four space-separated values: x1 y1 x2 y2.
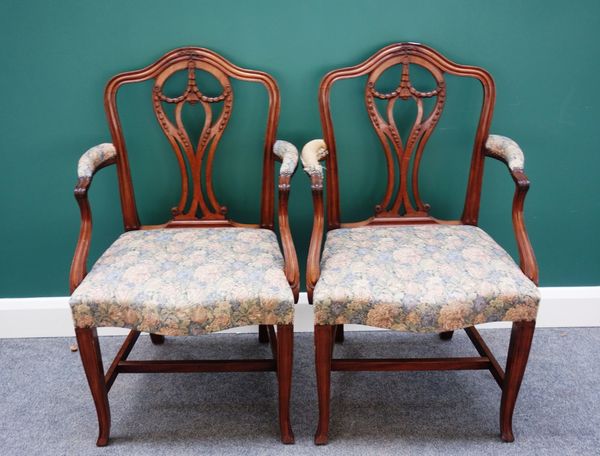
301 138 328 179
273 140 299 177
70 143 117 293
484 135 538 285
273 140 300 301
77 143 117 179
485 135 525 172
301 139 328 302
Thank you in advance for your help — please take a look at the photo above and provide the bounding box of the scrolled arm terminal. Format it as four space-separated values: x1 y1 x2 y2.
77 143 117 179
273 140 299 177
301 139 328 181
485 135 525 172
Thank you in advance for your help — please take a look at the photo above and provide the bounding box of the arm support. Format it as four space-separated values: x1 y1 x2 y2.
273 140 300 301
69 143 117 292
484 135 538 285
301 139 328 302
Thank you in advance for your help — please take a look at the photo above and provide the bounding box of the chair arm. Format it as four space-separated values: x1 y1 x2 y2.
484 135 539 285
273 139 299 178
273 140 300 301
70 143 117 293
301 139 328 302
77 143 117 179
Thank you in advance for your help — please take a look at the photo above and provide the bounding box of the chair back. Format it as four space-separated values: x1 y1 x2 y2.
318 43 496 228
104 47 280 230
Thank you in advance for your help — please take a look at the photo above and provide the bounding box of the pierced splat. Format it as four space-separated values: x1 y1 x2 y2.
153 57 233 223
365 56 446 218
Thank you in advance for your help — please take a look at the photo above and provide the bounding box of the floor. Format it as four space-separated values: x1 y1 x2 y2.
0 328 598 455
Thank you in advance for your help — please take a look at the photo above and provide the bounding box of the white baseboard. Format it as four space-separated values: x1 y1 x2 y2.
0 287 598 338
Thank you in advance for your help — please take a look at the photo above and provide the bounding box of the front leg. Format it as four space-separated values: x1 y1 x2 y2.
314 324 333 444
500 320 535 442
75 328 111 446
276 325 294 444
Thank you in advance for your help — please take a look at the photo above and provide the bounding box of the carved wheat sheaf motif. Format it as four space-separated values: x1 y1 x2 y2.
365 54 446 217
152 55 233 221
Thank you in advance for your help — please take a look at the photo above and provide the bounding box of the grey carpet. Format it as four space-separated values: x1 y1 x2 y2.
1 328 599 455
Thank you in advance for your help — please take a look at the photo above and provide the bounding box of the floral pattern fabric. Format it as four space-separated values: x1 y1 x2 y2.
70 228 294 335
313 225 539 332
77 143 117 178
273 140 299 176
485 135 525 171
301 139 328 176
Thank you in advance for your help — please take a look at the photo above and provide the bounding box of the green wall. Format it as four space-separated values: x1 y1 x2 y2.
1 0 599 297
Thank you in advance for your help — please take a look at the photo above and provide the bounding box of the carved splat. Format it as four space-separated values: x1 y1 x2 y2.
366 56 446 217
153 55 233 222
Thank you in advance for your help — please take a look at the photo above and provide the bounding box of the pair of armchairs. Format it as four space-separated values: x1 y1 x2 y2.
69 44 539 447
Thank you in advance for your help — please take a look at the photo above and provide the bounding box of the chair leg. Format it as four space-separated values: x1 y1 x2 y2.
259 324 269 343
334 324 344 343
75 327 111 447
439 331 454 340
149 333 165 345
314 324 333 445
276 324 294 444
500 320 535 442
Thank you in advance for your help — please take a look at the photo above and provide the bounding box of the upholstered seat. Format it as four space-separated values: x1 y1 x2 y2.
71 228 294 336
313 225 539 332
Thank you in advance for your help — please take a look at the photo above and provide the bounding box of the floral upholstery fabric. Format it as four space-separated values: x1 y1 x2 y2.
313 225 539 332
70 228 294 335
485 135 525 171
273 140 299 176
77 143 117 178
301 139 328 176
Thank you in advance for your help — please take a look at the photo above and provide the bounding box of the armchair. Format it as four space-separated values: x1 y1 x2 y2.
303 43 540 444
69 48 299 446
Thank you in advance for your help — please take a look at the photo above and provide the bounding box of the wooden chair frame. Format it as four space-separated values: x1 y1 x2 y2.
70 47 299 446
305 43 539 444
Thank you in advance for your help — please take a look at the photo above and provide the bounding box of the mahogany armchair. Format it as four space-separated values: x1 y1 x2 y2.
302 43 540 444
69 48 299 446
